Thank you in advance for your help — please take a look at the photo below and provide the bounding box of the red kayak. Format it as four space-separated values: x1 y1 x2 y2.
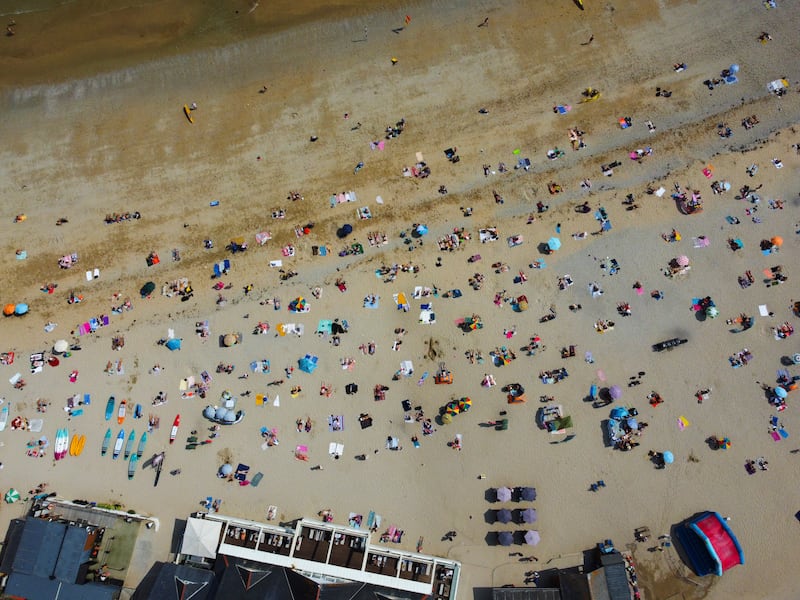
169 414 180 444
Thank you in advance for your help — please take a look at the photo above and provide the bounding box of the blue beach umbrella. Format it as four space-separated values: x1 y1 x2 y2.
547 237 561 251
663 451 674 464
165 338 181 351
14 303 28 315
774 387 787 399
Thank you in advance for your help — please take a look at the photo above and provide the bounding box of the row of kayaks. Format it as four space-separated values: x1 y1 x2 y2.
104 396 143 424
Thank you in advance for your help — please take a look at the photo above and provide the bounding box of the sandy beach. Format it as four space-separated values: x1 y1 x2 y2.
1 0 799 598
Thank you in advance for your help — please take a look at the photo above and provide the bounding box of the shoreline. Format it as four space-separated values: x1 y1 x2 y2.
1 1 800 598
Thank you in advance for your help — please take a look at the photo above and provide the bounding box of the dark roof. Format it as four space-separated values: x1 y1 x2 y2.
598 553 630 600
138 562 214 600
5 572 118 600
12 517 65 578
557 570 591 600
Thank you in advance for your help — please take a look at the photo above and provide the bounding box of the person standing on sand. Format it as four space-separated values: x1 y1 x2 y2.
478 18 489 28
581 34 594 46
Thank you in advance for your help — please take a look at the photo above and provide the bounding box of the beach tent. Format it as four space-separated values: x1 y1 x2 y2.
3 304 14 316
166 338 182 351
181 517 223 559
14 303 28 315
298 354 318 374
675 511 744 576
337 224 353 239
140 281 156 297
413 224 428 237
53 340 69 354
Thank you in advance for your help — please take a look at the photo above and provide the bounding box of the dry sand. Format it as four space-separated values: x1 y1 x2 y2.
1 0 799 598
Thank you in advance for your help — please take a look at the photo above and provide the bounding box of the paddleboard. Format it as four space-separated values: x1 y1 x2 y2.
105 396 115 421
117 399 127 425
137 432 147 458
183 105 194 124
169 414 180 444
0 405 8 432
101 428 112 456
134 403 143 419
128 453 139 480
74 434 86 456
124 429 136 459
112 429 125 460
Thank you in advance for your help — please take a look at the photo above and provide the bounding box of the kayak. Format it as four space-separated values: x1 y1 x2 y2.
136 432 148 458
169 414 180 444
124 429 136 459
128 453 139 480
101 428 112 456
117 399 127 425
112 429 125 460
105 396 115 421
55 428 70 460
69 433 81 456
74 434 86 456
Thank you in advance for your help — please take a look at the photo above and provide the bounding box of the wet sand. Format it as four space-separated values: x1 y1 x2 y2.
1 1 799 597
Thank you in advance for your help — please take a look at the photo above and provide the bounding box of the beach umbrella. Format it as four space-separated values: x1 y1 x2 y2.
706 306 719 319
4 489 20 504
14 303 28 315
774 387 788 399
626 417 639 430
53 340 69 353
521 508 538 523
520 487 537 501
3 304 15 316
524 530 541 546
336 224 353 239
609 385 622 400
298 355 318 374
165 338 181 351
223 409 237 423
219 463 233 476
547 237 561 251
663 451 674 464
203 406 216 419
140 281 156 297
223 334 238 347
415 224 429 237
498 531 514 546
459 397 472 412
496 509 513 524
771 236 783 247
793 354 800 365
441 413 453 425
676 255 690 267
496 486 512 502
730 64 739 73
215 406 227 420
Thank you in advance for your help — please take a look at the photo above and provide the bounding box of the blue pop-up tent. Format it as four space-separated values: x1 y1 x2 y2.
298 354 318 374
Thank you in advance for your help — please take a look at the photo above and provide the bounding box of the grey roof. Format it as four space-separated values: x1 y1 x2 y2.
5 572 118 600
12 517 64 578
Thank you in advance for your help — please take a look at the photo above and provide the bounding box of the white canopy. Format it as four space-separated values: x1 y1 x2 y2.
181 517 222 559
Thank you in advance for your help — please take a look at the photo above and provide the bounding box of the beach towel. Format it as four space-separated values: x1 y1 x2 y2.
317 320 333 335
328 442 344 457
771 431 781 441
677 416 690 430
758 305 770 317
556 105 571 114
328 415 344 432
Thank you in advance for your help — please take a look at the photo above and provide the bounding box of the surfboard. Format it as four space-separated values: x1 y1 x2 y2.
124 429 136 459
169 414 180 444
0 405 8 432
112 429 125 460
183 105 194 124
137 432 147 458
101 428 112 456
105 396 115 421
117 399 127 425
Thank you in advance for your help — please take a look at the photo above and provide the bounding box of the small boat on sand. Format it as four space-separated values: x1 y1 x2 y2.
101 428 112 456
112 429 125 460
124 429 136 459
169 414 180 444
128 453 139 479
117 399 127 424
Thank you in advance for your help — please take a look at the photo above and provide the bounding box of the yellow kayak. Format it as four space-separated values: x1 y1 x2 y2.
74 434 86 456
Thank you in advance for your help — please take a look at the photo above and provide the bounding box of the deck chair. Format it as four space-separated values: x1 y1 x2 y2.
256 394 265 406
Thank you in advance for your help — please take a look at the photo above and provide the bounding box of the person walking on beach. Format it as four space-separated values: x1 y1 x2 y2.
581 34 594 46
478 17 489 28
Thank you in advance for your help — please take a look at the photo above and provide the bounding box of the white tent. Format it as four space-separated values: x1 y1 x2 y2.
181 517 223 559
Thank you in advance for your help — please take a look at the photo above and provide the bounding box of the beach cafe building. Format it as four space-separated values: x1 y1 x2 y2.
175 513 460 599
